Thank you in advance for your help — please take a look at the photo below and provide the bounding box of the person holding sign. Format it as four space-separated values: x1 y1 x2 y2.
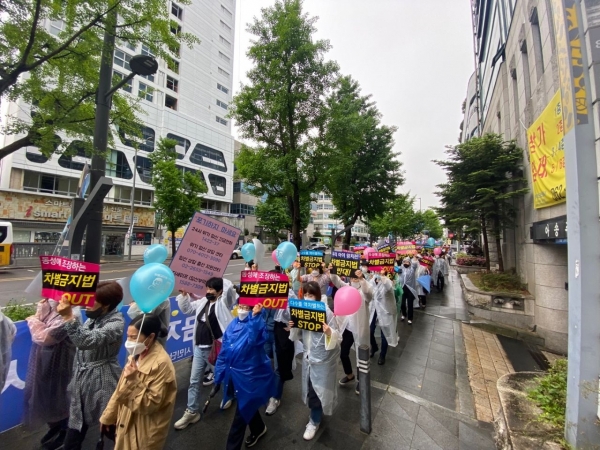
56 281 125 450
288 282 342 441
398 257 420 325
369 268 399 365
329 269 372 394
174 277 236 430
215 302 274 450
432 254 450 292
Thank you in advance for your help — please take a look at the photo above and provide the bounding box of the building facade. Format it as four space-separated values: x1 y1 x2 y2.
311 193 369 244
0 0 237 257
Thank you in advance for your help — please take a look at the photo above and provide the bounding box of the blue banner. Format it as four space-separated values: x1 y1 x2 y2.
0 296 195 433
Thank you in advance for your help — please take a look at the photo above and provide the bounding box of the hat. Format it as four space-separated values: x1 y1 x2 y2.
403 257 410 263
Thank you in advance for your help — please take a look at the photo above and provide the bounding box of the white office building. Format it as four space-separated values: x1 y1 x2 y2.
0 0 237 257
311 193 369 244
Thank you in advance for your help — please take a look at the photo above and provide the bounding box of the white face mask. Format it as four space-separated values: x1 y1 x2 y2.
304 296 316 301
125 338 147 357
351 280 361 288
238 310 250 321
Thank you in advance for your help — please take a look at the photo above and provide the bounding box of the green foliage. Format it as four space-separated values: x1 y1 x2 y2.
149 138 207 255
414 209 443 239
230 0 339 249
528 359 568 431
368 193 418 239
313 230 322 237
244 228 249 236
468 272 527 292
323 75 403 245
0 0 199 160
255 196 309 236
3 300 36 322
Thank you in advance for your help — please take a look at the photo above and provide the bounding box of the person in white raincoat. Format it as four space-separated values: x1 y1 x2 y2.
369 267 398 365
399 257 420 325
288 281 342 441
432 255 450 292
174 277 237 430
0 311 16 392
415 255 430 309
329 269 372 394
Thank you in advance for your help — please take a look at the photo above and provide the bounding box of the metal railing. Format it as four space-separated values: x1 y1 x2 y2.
13 243 58 259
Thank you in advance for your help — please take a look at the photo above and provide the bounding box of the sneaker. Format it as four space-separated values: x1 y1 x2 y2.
303 421 319 441
408 320 412 325
203 371 215 386
401 316 405 321
339 375 355 385
220 399 233 410
265 397 280 416
174 409 200 430
378 355 386 365
355 383 360 395
245 425 267 447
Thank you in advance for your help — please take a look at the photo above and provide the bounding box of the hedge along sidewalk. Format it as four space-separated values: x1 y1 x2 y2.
462 323 515 423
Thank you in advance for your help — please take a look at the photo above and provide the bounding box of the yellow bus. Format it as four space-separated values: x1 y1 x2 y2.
0 221 14 268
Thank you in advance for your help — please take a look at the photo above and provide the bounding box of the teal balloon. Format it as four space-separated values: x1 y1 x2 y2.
241 243 256 262
144 244 168 265
276 241 297 269
427 237 435 247
130 263 175 313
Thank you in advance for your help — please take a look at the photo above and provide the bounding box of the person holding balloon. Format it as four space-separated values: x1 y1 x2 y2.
288 281 342 441
369 267 399 365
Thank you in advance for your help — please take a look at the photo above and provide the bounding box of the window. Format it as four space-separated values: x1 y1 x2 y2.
219 36 231 48
114 49 132 71
233 181 242 193
217 83 229 94
177 165 206 184
216 99 228 110
134 155 153 183
138 82 153 102
215 116 227 126
230 204 256 215
113 71 132 93
208 174 226 196
58 141 90 170
220 20 232 33
119 125 155 152
166 76 179 92
119 39 136 52
139 72 155 83
25 147 49 164
219 51 230 64
218 67 230 78
23 171 78 196
520 42 532 101
171 2 183 19
112 186 154 206
189 143 228 172
166 133 190 160
167 58 180 74
49 20 65 36
165 94 178 110
221 5 232 18
529 7 545 79
106 150 133 179
170 24 181 35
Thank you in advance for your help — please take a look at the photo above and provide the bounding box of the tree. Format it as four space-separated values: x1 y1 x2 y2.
230 0 339 250
254 195 310 237
415 209 444 239
0 0 198 160
150 138 207 256
368 194 417 240
323 75 403 247
435 134 528 271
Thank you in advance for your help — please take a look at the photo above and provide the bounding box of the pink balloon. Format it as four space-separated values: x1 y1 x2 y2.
334 286 362 316
363 247 376 258
434 247 442 256
271 249 279 265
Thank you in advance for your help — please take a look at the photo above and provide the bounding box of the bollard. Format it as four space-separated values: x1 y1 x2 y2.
358 344 371 434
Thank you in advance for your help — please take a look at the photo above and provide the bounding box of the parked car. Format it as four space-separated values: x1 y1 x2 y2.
231 246 242 259
308 243 327 251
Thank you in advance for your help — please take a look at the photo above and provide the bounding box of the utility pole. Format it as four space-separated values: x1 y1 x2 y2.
128 147 138 260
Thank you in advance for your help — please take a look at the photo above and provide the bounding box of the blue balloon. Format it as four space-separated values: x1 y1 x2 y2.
130 263 175 313
241 242 256 262
276 241 297 269
144 244 168 265
427 237 435 247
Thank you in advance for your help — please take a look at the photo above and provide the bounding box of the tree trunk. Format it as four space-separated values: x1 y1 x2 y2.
481 216 491 271
290 190 301 250
493 217 504 272
343 227 352 248
170 225 177 258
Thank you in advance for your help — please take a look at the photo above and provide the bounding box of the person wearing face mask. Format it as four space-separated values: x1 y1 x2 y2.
289 260 302 295
99 314 175 450
432 254 450 292
414 255 430 309
329 269 372 394
398 256 420 325
174 277 236 430
215 302 274 449
288 282 342 441
300 263 331 299
56 281 125 450
369 268 399 365
126 299 170 347
23 298 80 450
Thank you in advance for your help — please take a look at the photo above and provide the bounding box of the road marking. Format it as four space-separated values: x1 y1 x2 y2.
0 276 35 282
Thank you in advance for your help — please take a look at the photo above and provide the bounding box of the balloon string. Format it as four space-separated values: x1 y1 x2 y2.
315 314 336 347
132 313 146 361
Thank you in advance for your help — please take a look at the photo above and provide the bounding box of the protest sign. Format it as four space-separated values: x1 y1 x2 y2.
40 256 99 307
353 245 366 256
377 242 394 254
170 212 240 296
299 250 324 269
396 241 417 255
420 255 434 270
238 271 289 309
289 298 327 332
330 250 360 277
366 252 395 273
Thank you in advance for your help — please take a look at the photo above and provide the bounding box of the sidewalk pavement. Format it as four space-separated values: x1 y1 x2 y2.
1 269 496 449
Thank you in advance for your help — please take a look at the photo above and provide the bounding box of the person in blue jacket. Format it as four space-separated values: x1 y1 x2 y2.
214 302 275 450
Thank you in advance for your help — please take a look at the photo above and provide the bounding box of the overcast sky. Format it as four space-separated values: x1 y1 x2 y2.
232 0 474 211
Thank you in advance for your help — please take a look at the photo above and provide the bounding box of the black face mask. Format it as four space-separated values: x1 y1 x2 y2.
403 264 410 268
206 293 217 301
86 307 104 320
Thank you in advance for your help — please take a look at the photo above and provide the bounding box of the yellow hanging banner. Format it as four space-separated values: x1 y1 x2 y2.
527 90 566 209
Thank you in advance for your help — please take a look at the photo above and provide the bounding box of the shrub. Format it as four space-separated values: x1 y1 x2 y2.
528 359 567 430
478 271 526 292
3 300 36 322
456 256 486 266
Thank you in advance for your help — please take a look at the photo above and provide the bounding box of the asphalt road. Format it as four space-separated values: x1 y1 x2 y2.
0 256 273 307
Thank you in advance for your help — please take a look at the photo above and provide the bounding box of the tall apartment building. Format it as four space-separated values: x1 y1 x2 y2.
0 0 237 256
311 193 369 243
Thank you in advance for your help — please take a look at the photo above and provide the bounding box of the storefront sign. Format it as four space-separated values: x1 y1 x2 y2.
40 256 100 307
330 250 360 277
238 271 289 309
289 298 326 332
299 250 324 269
530 216 567 241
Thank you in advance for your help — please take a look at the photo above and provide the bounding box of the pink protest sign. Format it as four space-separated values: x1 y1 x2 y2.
40 256 100 307
170 212 240 296
365 252 395 273
238 271 289 309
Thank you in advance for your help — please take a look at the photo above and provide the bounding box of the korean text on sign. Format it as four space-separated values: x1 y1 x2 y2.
239 271 289 309
289 298 327 333
366 252 395 273
170 212 240 297
330 250 360 277
527 90 566 209
299 250 324 269
40 256 100 307
396 241 416 255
